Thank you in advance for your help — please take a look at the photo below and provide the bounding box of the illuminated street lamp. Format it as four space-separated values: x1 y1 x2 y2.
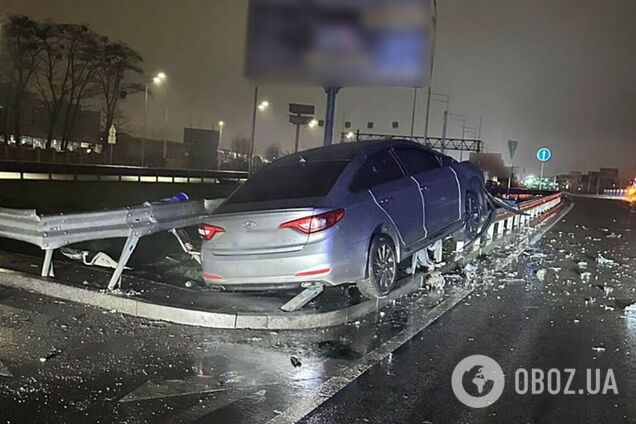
258 100 270 112
345 131 355 141
142 72 168 166
249 87 271 174
308 119 319 129
218 120 225 145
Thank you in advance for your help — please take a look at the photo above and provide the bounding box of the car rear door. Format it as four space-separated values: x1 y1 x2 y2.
393 147 461 235
351 149 424 248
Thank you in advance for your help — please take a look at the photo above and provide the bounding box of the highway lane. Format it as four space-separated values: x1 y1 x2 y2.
299 197 635 424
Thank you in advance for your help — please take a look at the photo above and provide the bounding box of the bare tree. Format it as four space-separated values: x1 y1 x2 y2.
33 23 75 147
0 16 42 143
1 16 145 151
94 41 143 142
59 27 101 146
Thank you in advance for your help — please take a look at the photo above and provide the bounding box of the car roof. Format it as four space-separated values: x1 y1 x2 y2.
272 139 433 166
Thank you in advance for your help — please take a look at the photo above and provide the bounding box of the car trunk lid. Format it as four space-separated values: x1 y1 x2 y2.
204 208 315 255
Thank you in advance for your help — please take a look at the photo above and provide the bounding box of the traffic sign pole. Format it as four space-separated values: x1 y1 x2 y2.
536 147 552 191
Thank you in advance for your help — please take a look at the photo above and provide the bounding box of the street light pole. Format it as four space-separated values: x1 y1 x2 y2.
141 72 167 167
218 121 224 146
248 86 259 175
163 86 169 162
142 83 148 166
410 88 418 137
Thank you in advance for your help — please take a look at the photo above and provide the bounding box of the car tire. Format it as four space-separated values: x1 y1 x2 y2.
462 189 485 241
356 235 398 299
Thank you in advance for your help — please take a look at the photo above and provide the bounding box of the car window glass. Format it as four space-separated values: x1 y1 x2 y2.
226 161 348 204
394 147 441 175
351 150 404 191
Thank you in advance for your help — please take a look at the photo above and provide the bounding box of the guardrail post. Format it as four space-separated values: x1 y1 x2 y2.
41 249 54 277
472 237 481 252
486 223 495 243
506 217 513 231
431 240 443 263
107 233 140 291
496 221 505 236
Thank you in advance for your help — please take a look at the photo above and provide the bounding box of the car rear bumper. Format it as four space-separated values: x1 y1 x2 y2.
201 231 367 290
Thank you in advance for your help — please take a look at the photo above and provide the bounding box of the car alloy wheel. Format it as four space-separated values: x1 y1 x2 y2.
372 241 397 294
356 235 398 299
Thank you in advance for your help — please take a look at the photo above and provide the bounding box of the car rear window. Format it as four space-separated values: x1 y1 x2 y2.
226 161 349 204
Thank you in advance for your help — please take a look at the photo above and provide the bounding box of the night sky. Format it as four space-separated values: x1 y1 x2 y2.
2 0 635 178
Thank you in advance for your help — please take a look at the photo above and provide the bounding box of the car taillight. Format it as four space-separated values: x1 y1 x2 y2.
198 224 225 240
280 209 345 234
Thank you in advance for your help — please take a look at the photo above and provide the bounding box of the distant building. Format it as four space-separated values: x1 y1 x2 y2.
599 168 619 191
183 128 219 170
110 128 219 170
468 152 510 183
574 168 619 194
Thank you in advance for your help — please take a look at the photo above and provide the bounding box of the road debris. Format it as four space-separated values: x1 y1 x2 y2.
596 255 617 267
536 269 548 282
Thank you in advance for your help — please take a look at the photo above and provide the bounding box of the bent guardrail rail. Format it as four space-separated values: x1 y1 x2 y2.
454 192 563 254
0 199 224 290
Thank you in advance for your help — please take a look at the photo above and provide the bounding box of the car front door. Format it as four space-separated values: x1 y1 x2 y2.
393 147 461 236
351 149 425 248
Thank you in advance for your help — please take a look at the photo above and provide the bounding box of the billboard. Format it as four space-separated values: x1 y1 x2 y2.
245 0 434 88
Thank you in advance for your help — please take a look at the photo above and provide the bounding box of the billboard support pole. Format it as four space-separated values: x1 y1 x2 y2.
323 87 341 146
423 0 438 142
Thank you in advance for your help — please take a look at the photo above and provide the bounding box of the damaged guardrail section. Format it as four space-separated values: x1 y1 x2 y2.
0 199 224 289
456 192 562 254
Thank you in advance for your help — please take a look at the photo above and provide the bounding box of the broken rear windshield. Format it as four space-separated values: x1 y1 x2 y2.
226 161 349 204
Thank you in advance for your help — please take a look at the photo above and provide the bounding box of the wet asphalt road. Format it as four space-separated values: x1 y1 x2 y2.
0 197 633 423
301 197 636 424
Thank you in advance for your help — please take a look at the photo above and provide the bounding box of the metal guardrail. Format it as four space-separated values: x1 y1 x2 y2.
0 160 249 182
476 192 563 247
340 132 483 153
0 190 564 295
0 199 224 290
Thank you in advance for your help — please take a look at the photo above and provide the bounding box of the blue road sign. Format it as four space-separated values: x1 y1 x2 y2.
537 147 552 162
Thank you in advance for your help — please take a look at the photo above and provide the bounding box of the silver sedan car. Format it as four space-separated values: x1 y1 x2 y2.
200 140 485 299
